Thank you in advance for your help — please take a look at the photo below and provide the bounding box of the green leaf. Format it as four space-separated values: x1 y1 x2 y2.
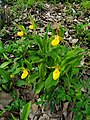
24 59 32 70
76 101 84 109
61 48 83 69
54 55 62 65
15 23 27 33
13 68 21 75
11 113 17 120
35 80 44 94
46 51 59 66
72 68 79 74
28 73 39 83
33 35 43 52
20 101 31 120
16 80 26 87
74 112 82 120
27 0 35 6
86 115 90 120
46 23 50 33
0 41 3 50
0 79 9 84
31 57 42 63
2 84 9 91
3 53 10 61
66 95 71 101
65 48 83 58
30 15 37 30
0 68 10 81
85 105 90 115
60 26 64 37
47 51 59 59
45 72 58 89
0 61 11 68
75 91 82 100
39 63 47 79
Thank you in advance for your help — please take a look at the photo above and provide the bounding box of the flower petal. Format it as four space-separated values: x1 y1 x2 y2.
51 35 61 46
10 74 14 78
21 70 29 79
17 31 24 37
53 68 60 80
29 25 34 30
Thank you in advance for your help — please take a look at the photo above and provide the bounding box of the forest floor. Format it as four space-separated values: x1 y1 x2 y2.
0 1 90 120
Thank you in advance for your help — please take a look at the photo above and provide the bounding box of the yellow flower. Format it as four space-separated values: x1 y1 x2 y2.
29 24 34 30
10 74 14 78
17 31 24 37
53 67 60 80
21 69 29 79
51 35 62 46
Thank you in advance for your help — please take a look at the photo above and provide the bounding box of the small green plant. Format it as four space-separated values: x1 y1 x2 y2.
11 101 31 120
47 0 83 3
0 101 31 119
14 0 44 9
73 23 90 41
81 0 90 12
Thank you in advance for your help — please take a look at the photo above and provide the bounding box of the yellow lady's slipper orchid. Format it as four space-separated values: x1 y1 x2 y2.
51 35 62 46
53 67 60 80
29 24 34 30
21 69 29 79
17 31 24 37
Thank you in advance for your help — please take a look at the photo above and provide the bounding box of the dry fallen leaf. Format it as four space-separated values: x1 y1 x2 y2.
62 102 69 118
31 103 38 114
0 91 13 108
0 104 4 110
